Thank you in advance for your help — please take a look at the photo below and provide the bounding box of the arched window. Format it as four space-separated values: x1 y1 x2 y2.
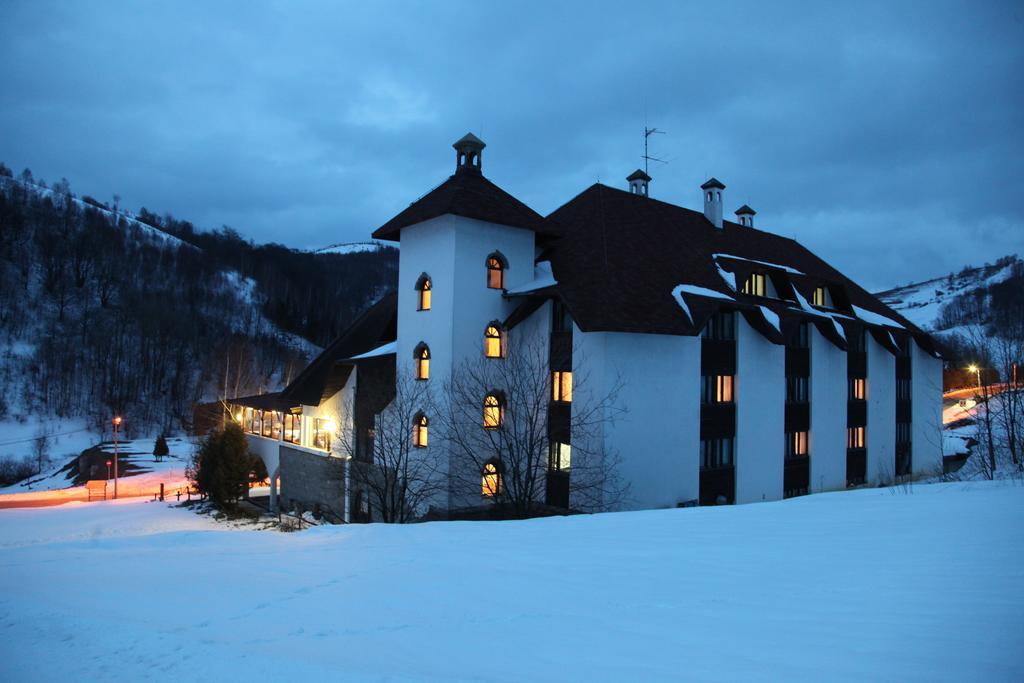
414 343 430 380
483 393 503 429
415 273 432 311
484 323 504 358
482 460 503 497
486 252 507 289
413 413 428 448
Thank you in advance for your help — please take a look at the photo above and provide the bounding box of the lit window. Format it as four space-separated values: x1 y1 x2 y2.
786 431 808 459
415 344 430 380
482 461 502 497
847 426 865 449
483 393 503 429
849 378 866 400
251 410 262 435
416 275 432 311
812 286 827 307
487 255 505 289
701 375 734 403
485 324 503 358
549 441 571 471
413 414 428 448
313 417 332 451
742 272 766 296
284 413 301 444
552 371 573 403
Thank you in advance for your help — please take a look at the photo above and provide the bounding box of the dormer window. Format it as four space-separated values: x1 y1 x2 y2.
486 253 506 289
414 343 430 380
812 286 827 307
484 324 504 358
416 273 432 311
742 272 767 297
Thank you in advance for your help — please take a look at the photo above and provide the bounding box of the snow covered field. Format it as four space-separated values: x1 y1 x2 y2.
1 481 1022 681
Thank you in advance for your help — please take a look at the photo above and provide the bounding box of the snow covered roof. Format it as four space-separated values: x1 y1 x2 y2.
541 183 936 353
505 261 557 296
346 341 397 361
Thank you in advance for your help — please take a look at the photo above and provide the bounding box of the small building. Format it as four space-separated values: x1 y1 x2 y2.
229 133 942 521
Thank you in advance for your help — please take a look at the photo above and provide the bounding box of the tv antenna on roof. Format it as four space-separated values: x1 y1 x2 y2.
643 126 668 176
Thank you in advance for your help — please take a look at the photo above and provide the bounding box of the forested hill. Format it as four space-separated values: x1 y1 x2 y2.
0 163 398 435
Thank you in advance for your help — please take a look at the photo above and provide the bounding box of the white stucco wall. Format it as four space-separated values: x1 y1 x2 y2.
573 329 700 511
911 344 944 477
735 316 785 504
866 336 896 484
809 326 847 492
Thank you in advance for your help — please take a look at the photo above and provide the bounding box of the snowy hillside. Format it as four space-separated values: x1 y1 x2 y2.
312 240 390 255
876 254 1021 332
1 480 1021 680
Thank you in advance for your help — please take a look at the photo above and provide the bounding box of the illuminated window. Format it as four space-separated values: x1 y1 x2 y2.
785 431 808 459
701 437 734 468
701 374 734 404
313 418 332 451
847 426 865 449
483 393 503 429
742 272 766 296
812 286 827 307
244 408 254 434
414 343 430 380
486 253 505 289
413 413 428 448
284 413 301 444
484 324 503 358
549 441 571 471
271 412 282 440
482 461 502 497
552 371 573 403
849 378 866 400
251 410 262 435
416 274 432 311
261 411 273 438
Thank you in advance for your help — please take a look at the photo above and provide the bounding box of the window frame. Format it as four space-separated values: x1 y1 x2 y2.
742 272 767 297
414 343 431 380
847 426 865 449
785 431 808 459
486 253 506 290
702 374 735 404
551 370 573 403
483 393 504 429
413 413 428 448
416 275 432 311
484 323 504 359
849 377 866 401
482 460 503 497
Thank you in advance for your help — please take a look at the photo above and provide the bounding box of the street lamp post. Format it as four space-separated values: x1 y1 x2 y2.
112 416 122 499
106 459 112 481
968 364 981 390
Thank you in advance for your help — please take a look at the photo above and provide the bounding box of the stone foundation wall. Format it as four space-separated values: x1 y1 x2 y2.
279 445 346 522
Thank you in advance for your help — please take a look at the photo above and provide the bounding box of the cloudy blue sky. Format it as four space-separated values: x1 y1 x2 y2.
1 1 1021 289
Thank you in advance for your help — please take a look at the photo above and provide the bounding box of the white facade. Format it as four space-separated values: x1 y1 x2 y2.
911 344 944 477
735 315 785 504
809 325 848 492
866 336 897 484
573 328 701 510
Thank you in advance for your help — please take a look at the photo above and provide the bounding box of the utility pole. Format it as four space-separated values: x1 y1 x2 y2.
113 416 122 499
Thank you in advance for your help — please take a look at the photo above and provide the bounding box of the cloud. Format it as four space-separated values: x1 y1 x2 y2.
0 0 1021 286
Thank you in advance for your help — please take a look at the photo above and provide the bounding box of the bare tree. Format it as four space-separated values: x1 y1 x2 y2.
992 323 1024 469
438 332 627 519
338 372 446 523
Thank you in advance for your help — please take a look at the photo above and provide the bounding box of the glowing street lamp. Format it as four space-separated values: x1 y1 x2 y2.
967 364 981 389
112 416 122 499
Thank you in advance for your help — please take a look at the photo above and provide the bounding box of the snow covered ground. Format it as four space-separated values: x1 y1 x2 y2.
1 481 1022 681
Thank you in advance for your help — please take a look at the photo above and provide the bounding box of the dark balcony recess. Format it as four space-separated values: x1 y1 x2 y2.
699 466 735 506
784 457 809 498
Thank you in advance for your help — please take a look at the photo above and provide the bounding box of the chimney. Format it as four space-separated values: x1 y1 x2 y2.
701 177 726 228
453 132 485 174
735 204 756 227
627 169 651 197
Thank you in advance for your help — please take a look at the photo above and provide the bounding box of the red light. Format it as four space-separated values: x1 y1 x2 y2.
106 460 112 466
112 416 122 426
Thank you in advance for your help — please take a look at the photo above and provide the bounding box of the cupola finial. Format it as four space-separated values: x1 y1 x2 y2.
453 132 485 174
627 169 651 197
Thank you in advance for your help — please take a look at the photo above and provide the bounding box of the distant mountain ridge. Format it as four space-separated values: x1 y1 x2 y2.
875 254 1022 335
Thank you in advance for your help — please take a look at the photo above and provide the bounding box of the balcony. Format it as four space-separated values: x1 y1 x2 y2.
699 465 735 506
784 456 809 498
700 403 736 439
785 402 810 432
846 448 866 486
701 339 736 375
847 400 867 427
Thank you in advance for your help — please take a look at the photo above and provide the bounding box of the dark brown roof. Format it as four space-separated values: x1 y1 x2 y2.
543 183 936 353
735 204 756 216
278 292 398 406
372 168 551 241
230 392 293 412
701 177 726 190
626 169 651 181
